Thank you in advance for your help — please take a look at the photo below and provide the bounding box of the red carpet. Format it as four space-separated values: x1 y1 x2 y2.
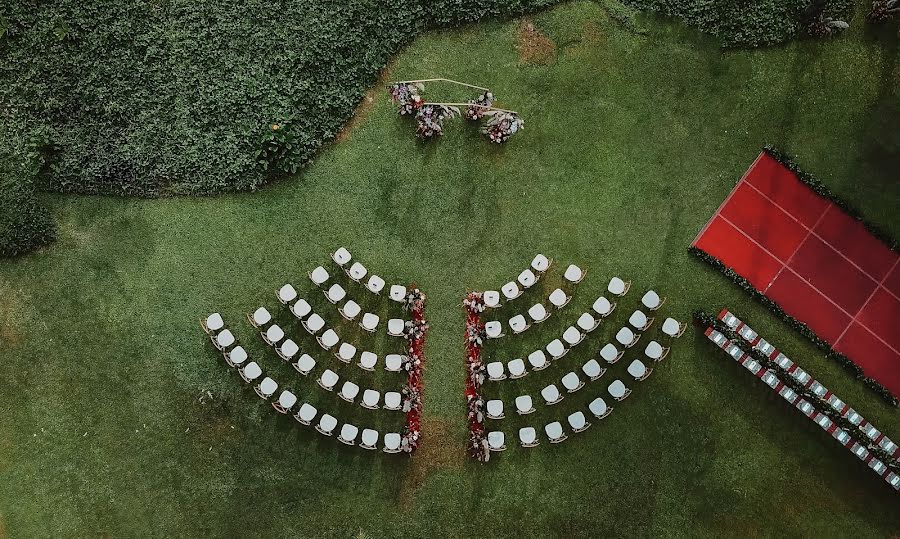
693 152 900 397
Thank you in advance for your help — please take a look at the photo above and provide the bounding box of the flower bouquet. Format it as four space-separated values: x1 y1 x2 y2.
465 91 495 121
404 288 427 312
467 430 489 462
404 319 430 341
481 112 524 144
415 105 459 139
387 83 424 115
463 291 485 314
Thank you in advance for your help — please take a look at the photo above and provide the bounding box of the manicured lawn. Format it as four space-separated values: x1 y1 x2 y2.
0 1 898 536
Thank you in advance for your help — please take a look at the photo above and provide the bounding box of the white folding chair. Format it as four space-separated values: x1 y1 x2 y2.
387 318 405 337
318 369 339 391
294 402 317 425
277 339 299 361
487 361 506 381
628 309 653 331
531 253 550 273
564 264 585 283
608 277 630 296
339 381 360 403
383 432 402 453
360 429 379 450
528 351 549 370
546 339 567 359
515 395 535 414
486 399 504 419
262 325 285 347
545 421 568 443
317 328 339 350
316 414 337 436
628 359 652 381
519 427 539 447
599 343 623 364
577 312 601 332
215 329 236 351
608 379 631 401
383 391 402 410
541 384 563 405
662 317 686 338
203 312 224 335
332 247 352 266
385 354 404 372
641 290 666 311
348 262 367 282
367 275 385 294
567 411 591 433
483 290 501 308
339 300 361 320
501 281 521 300
338 423 359 445
518 269 537 288
592 296 616 317
255 377 278 400
548 288 569 308
589 397 612 419
562 326 583 346
336 342 356 363
360 313 380 332
615 327 640 348
292 299 312 320
240 361 262 383
645 340 670 362
247 307 272 328
488 431 506 451
361 389 380 409
389 285 407 302
528 304 548 323
273 390 297 413
226 346 248 368
303 313 325 334
293 353 316 375
562 371 584 393
358 351 378 371
309 266 329 286
278 284 298 305
508 358 527 379
509 315 529 334
582 359 606 381
326 283 346 304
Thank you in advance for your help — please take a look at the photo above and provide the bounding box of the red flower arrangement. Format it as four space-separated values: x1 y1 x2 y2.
465 91 495 121
482 112 524 144
387 83 424 115
464 291 490 462
401 286 427 454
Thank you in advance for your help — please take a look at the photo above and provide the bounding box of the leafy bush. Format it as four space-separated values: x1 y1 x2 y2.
0 163 56 258
619 0 854 47
0 0 556 198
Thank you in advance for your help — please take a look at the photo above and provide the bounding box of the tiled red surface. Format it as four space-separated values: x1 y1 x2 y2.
787 235 878 315
855 288 900 352
813 205 897 281
719 182 808 261
695 151 900 398
766 270 850 343
835 323 900 397
694 216 783 290
742 153 830 227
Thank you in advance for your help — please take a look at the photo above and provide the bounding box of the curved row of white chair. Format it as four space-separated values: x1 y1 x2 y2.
307 246 408 303
270 285 386 333
483 287 574 338
485 395 616 451
486 373 637 421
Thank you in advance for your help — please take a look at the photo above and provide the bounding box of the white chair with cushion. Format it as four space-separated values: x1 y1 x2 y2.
532 253 550 273
628 359 652 381
339 381 360 403
383 432 402 453
292 299 312 320
255 377 278 400
262 325 285 347
508 358 527 378
203 312 224 335
567 411 591 433
562 371 584 393
272 390 297 413
360 429 379 450
339 300 361 320
309 266 329 286
487 361 506 381
528 351 549 370
515 395 535 414
358 351 378 371
336 342 356 363
387 318 406 336
485 321 504 338
562 326 583 346
518 269 537 288
318 369 339 391
486 399 505 419
546 338 567 359
608 379 631 401
577 312 600 332
629 309 653 331
348 262 367 282
384 391 402 410
509 314 529 334
360 313 380 332
277 339 299 361
615 327 640 348
361 389 380 409
317 328 339 350
582 359 606 381
214 329 235 351
278 284 298 305
247 307 271 328
501 281 521 300
303 313 325 334
293 353 316 375
662 317 687 338
367 275 385 294
608 277 630 296
589 397 612 419
389 285 407 302
226 346 248 368
488 431 506 451
564 264 585 283
316 414 337 436
332 247 351 266
385 354 404 372
641 290 666 311
528 303 548 323
326 283 346 304
483 290 501 308
294 402 317 425
549 288 569 308
645 340 670 362
599 343 623 364
338 423 359 446
541 384 563 405
545 421 567 443
519 427 539 447
592 296 616 317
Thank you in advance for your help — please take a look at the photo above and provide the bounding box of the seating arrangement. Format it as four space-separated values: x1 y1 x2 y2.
705 310 900 491
326 247 407 299
482 254 555 308
485 285 580 338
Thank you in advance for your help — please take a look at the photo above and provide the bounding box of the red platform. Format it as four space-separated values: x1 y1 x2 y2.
693 152 900 397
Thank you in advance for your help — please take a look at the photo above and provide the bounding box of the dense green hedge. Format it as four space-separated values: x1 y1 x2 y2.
0 158 56 258
0 0 556 198
620 0 854 47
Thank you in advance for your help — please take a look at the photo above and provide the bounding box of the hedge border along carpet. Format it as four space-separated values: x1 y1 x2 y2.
692 151 900 398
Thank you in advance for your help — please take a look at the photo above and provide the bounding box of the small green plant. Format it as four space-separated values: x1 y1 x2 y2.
256 121 306 176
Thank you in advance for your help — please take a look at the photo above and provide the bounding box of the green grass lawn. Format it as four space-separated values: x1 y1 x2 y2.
1 1 898 536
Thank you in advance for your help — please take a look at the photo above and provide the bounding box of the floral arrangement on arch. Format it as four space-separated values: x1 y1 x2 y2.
387 83 424 115
415 104 459 140
482 112 524 144
465 91 494 121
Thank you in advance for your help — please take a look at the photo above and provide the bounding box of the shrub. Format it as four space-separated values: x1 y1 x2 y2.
0 166 56 258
